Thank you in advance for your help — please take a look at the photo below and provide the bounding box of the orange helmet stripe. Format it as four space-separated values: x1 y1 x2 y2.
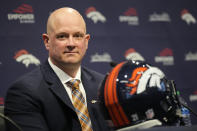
104 69 119 126
104 62 130 127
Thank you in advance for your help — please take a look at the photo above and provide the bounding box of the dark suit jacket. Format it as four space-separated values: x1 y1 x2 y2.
4 61 109 131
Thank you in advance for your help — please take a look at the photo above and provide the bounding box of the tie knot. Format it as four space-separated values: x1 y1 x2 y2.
67 79 80 90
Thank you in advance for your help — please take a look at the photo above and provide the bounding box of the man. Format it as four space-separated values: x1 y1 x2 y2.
5 7 108 131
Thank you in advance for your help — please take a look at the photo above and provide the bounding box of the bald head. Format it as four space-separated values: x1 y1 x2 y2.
46 7 86 34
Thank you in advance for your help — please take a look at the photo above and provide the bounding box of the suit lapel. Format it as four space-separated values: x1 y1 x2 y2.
81 68 103 131
81 69 98 105
41 61 75 111
49 81 75 111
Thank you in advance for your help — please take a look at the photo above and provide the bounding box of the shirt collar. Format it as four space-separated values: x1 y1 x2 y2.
48 58 81 84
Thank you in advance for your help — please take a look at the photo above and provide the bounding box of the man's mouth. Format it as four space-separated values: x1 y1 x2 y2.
64 51 78 54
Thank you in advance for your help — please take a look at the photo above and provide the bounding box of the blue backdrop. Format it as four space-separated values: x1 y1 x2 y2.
1 0 197 124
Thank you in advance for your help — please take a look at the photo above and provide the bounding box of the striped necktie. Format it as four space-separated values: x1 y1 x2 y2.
67 79 93 131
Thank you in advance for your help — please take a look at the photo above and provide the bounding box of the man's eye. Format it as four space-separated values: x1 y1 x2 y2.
56 35 67 39
74 34 84 38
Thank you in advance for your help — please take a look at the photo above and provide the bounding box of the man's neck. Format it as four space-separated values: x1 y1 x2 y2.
49 58 81 78
61 64 80 78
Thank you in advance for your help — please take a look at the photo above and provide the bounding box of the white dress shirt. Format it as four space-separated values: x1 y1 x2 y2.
48 58 87 105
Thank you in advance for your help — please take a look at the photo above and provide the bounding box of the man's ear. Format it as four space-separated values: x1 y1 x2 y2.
85 34 90 49
42 33 50 50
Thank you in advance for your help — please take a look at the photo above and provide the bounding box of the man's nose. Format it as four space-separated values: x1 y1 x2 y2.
66 36 75 50
67 36 75 46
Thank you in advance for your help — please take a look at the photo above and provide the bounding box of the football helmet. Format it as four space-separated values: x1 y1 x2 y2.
99 60 183 130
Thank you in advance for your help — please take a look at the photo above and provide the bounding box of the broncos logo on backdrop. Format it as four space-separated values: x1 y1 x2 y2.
181 9 196 25
124 48 145 61
14 49 40 68
125 65 165 96
86 6 106 24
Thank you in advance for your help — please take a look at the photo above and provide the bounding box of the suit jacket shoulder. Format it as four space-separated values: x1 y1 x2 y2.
81 66 104 82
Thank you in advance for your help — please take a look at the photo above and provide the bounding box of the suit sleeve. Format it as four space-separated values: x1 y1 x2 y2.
4 82 49 131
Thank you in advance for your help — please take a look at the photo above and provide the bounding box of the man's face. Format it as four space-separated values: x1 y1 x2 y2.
44 12 90 67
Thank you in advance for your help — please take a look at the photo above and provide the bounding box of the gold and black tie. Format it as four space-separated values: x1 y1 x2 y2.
67 79 93 131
